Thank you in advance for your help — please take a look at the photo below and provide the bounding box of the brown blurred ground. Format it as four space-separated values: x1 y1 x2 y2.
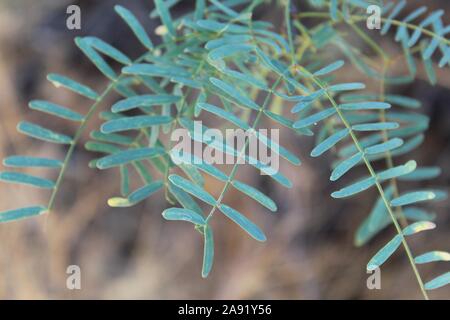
0 0 449 299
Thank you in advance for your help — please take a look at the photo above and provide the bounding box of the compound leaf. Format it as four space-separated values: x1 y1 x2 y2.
162 207 205 225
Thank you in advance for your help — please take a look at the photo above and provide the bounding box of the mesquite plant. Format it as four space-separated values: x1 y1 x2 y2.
0 0 449 299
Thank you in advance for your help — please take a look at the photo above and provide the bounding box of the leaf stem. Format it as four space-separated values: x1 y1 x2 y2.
296 65 429 299
47 53 149 212
296 12 450 47
205 75 283 223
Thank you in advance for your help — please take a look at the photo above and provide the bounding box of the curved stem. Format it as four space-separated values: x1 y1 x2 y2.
297 12 450 47
205 75 283 223
295 64 429 299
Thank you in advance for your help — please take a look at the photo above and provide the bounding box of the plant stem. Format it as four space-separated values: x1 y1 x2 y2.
205 75 283 222
47 53 149 212
297 12 450 47
296 65 429 299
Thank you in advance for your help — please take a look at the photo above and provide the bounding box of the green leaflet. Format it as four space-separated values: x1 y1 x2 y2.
218 204 266 241
115 78 137 98
205 35 252 50
399 167 441 181
415 251 450 264
202 225 214 278
197 19 242 33
391 190 441 207
194 0 205 20
254 131 301 165
367 235 403 271
381 0 406 35
263 110 292 127
0 172 55 189
129 181 164 203
170 77 202 89
115 5 154 50
246 156 293 188
208 44 254 60
168 174 216 206
311 24 336 48
384 95 421 109
402 221 436 236
311 128 349 157
83 36 131 65
210 0 239 17
331 177 376 198
293 97 319 114
352 122 399 131
263 110 314 136
106 197 132 208
328 82 365 92
85 141 122 154
390 134 424 157
424 272 450 290
377 160 417 181
168 182 203 215
403 207 436 221
170 150 228 182
355 206 435 247
122 63 190 78
221 69 268 91
330 152 363 181
178 163 204 187
109 180 164 207
255 36 282 55
17 122 72 145
111 95 181 112
96 147 165 169
209 77 260 110
154 0 176 37
75 37 117 80
293 108 336 128
29 100 84 122
100 111 126 121
232 180 277 212
90 131 134 146
361 186 394 243
162 208 205 225
0 206 47 223
101 115 173 133
3 156 62 168
340 101 391 111
179 118 239 158
120 165 130 196
313 60 344 76
47 74 99 100
365 138 403 155
198 102 250 130
149 0 179 17
330 0 338 21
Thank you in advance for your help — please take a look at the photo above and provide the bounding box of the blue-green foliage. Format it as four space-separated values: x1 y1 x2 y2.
0 0 448 295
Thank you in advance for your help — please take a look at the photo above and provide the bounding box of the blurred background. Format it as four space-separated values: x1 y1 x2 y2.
0 0 449 299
